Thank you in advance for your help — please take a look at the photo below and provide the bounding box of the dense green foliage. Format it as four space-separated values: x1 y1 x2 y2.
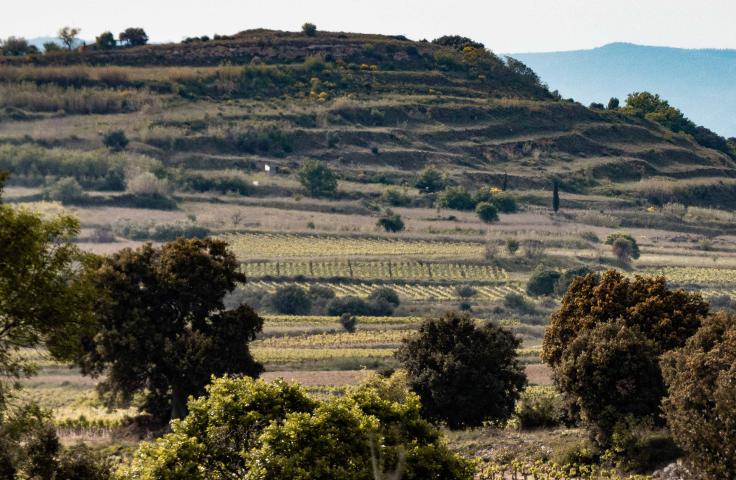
78 238 264 422
271 285 312 314
414 167 446 193
0 173 95 408
436 186 475 210
296 160 337 197
543 270 707 366
396 312 526 429
526 265 561 296
556 320 665 444
123 374 473 480
661 312 736 478
475 202 499 223
624 91 733 155
377 209 405 232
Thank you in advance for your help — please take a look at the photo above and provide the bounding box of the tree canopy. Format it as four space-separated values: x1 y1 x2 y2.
396 312 526 429
0 173 95 409
78 238 263 422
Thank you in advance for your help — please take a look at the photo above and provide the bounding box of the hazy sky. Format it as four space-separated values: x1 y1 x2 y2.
2 0 735 53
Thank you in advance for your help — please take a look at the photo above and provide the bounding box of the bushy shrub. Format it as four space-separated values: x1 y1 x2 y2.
605 233 640 260
476 202 499 223
455 285 477 299
271 285 312 314
126 172 170 197
102 129 128 151
556 320 666 445
45 177 87 205
414 166 445 193
436 186 475 210
660 312 736 478
396 312 526 429
514 387 565 429
526 266 561 296
377 209 404 232
505 238 520 255
381 187 411 206
543 270 707 367
503 292 535 314
339 313 357 333
296 160 337 198
112 220 209 241
475 189 517 213
0 404 111 480
301 22 317 36
327 296 372 316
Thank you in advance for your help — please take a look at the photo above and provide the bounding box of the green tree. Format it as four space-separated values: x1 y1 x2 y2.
435 186 475 210
43 42 62 53
556 320 665 445
0 37 31 56
0 173 95 409
661 312 736 479
119 27 149 46
271 285 312 314
301 22 317 36
607 97 620 110
58 26 81 50
552 180 560 212
45 177 87 205
475 201 499 223
95 31 116 50
542 270 707 367
526 265 561 296
396 312 526 429
123 374 473 480
296 160 337 197
78 238 264 422
377 209 404 232
414 166 446 193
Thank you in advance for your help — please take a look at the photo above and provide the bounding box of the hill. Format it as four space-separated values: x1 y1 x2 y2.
511 42 736 138
1 30 735 210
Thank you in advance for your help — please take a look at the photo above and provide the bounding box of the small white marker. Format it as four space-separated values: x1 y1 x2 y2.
252 181 259 186
264 164 271 172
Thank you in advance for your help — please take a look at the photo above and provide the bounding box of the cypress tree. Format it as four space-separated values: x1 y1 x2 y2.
552 180 560 212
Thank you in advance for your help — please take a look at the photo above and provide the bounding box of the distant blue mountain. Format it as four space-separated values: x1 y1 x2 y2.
510 43 736 137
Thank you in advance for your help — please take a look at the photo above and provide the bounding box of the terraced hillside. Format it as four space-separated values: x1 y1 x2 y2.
1 29 735 209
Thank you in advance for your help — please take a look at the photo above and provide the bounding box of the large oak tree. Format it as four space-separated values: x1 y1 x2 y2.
79 238 263 422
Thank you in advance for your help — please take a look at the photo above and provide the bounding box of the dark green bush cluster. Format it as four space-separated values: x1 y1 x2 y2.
377 209 405 232
527 265 593 297
514 387 565 429
397 312 526 429
112 219 210 241
434 185 518 215
296 160 337 197
605 233 640 262
327 287 400 317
